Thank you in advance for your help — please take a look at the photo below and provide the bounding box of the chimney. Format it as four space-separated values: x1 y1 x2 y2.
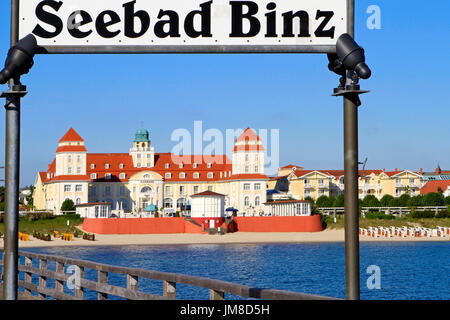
420 168 423 174
395 168 398 172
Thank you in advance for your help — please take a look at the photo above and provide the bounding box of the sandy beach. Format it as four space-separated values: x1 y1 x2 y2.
0 228 447 248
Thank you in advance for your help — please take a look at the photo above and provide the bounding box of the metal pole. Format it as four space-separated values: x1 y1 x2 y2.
2 0 20 300
343 0 360 300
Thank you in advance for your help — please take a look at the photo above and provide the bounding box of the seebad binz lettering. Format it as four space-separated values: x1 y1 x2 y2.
30 0 338 41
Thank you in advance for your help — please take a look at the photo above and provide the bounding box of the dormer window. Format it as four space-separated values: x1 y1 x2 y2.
193 172 199 179
119 163 124 169
179 163 184 168
120 173 126 179
207 163 212 168
207 172 214 179
90 173 97 179
105 173 111 179
193 163 197 168
165 163 170 169
165 172 172 179
105 163 110 169
179 172 186 179
91 164 95 169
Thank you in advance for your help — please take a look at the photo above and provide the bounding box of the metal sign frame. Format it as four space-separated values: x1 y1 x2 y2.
15 0 353 54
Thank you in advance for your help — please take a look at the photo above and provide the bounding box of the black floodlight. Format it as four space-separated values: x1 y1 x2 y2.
0 34 38 84
335 33 371 79
327 53 346 77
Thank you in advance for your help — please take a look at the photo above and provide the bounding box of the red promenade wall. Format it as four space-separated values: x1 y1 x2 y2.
233 215 323 232
82 215 323 234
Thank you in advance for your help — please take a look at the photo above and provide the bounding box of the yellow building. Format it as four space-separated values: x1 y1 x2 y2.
33 127 268 215
268 166 423 201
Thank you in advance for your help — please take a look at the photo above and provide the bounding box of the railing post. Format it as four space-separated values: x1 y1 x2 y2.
55 262 64 294
163 280 176 299
75 266 84 299
24 256 32 296
39 259 47 299
210 289 225 300
98 270 108 300
127 274 138 292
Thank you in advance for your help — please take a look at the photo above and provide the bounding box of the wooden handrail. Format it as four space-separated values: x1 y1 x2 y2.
0 249 338 300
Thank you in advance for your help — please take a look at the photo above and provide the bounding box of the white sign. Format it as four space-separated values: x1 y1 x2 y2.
18 0 349 53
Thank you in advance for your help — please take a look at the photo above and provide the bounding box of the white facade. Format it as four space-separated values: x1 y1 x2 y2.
191 192 225 219
76 202 112 218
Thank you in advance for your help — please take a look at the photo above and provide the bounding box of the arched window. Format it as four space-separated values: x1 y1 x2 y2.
177 198 186 208
244 196 249 207
75 198 81 205
143 174 151 179
255 196 260 206
141 186 152 193
163 198 173 208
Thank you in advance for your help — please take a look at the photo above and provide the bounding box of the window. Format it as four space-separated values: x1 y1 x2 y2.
245 154 249 162
207 172 214 178
68 155 72 163
245 165 249 173
137 163 141 168
105 164 110 169
76 167 81 174
119 186 126 195
207 163 212 168
68 167 72 174
254 165 259 173
75 198 81 205
254 183 261 190
193 186 199 194
77 155 81 163
75 185 82 192
104 186 111 196
244 196 249 207
89 186 96 196
179 163 183 168
137 154 141 159
165 163 170 169
207 185 213 191
244 183 250 190
90 173 97 179
255 196 260 206
147 154 151 158
179 186 185 194
179 172 186 179
165 186 171 194
318 179 324 184
409 178 415 184
304 179 310 185
163 198 173 208
119 163 124 169
120 173 126 179
64 185 71 192
91 164 95 169
165 173 172 179
318 189 325 196
141 186 152 193
193 172 200 179
193 163 197 168
105 173 111 179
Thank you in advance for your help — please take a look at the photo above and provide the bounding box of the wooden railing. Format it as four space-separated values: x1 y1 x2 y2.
0 249 337 300
318 206 448 216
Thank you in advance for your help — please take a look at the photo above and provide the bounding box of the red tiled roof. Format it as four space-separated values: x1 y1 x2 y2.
58 128 84 143
420 180 450 194
56 145 87 153
235 127 261 142
50 175 90 182
191 191 226 197
264 200 311 204
229 174 268 180
280 164 305 170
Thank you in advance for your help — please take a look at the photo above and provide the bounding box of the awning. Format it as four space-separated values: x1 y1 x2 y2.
226 207 238 212
144 203 156 212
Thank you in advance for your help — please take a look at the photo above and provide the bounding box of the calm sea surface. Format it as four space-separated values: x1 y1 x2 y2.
8 242 450 300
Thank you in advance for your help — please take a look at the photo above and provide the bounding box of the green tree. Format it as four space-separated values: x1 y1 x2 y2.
362 195 380 207
380 194 394 207
316 196 333 207
388 197 400 207
333 194 345 207
423 192 444 206
407 195 423 207
397 194 411 207
445 196 450 205
60 199 75 212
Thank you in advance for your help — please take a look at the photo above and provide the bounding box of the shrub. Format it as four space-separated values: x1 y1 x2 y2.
397 194 411 207
364 211 395 220
333 194 344 207
380 195 394 207
24 211 55 221
316 196 334 208
362 195 380 207
444 196 450 205
436 211 449 218
407 195 423 207
411 210 435 219
60 199 75 212
422 192 444 206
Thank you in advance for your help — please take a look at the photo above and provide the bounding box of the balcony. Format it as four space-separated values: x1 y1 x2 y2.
304 184 314 190
317 183 329 189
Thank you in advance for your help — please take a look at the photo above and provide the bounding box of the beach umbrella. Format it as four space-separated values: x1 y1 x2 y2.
144 203 156 212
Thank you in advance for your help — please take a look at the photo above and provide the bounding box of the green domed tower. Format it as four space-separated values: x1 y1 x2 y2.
129 128 155 168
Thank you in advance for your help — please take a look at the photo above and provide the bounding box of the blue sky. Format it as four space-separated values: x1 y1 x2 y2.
0 0 449 186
